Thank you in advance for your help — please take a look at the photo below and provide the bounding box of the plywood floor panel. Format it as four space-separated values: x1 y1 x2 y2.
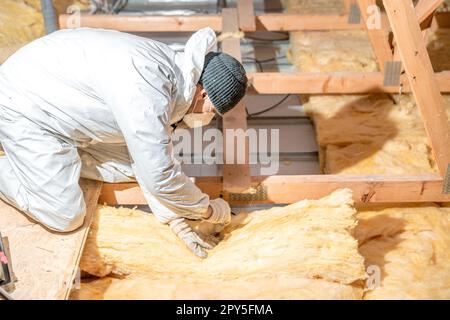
0 179 102 300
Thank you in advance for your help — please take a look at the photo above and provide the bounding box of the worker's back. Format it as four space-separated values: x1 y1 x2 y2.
0 28 183 146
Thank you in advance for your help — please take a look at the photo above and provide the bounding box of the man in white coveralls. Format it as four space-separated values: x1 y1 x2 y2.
0 27 248 258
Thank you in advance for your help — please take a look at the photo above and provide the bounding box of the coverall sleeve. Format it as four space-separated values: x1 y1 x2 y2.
104 56 209 223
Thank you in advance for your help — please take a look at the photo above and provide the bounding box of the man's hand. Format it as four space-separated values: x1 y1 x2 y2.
169 217 214 258
206 198 232 225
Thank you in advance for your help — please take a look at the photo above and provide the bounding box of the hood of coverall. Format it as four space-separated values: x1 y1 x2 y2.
171 27 218 125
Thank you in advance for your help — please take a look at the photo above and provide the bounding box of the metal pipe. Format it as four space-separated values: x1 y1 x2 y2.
40 0 58 34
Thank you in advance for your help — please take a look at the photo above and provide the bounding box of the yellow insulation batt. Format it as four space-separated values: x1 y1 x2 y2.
355 203 450 300
288 30 378 73
0 0 44 63
285 0 450 299
71 189 366 300
0 0 88 64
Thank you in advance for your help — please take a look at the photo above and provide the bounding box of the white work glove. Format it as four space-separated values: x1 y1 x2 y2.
169 217 214 258
206 198 232 226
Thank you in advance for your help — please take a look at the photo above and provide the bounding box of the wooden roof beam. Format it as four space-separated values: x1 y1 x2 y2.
415 0 445 28
384 0 450 177
99 175 450 205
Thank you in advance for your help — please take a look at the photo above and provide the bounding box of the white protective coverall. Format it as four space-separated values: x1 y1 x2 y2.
0 27 217 232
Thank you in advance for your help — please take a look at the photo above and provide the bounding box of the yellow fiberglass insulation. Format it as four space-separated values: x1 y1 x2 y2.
286 0 450 300
0 0 88 64
304 94 446 174
355 203 450 299
291 28 450 174
71 189 366 300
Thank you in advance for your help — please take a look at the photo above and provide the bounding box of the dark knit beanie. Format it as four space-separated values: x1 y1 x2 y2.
198 52 247 115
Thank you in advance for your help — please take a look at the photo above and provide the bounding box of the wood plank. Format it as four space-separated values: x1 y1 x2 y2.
221 8 251 193
58 12 450 32
58 13 363 32
237 0 256 32
98 175 450 205
59 14 223 32
415 0 444 27
248 71 450 94
0 179 102 300
383 0 450 177
357 0 392 71
254 14 364 31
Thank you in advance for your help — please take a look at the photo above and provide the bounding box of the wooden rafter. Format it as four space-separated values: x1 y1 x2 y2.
384 0 450 177
221 8 251 193
392 0 444 64
58 11 450 32
249 71 450 94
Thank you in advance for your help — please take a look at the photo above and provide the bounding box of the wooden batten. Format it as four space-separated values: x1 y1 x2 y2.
58 13 364 32
99 175 450 205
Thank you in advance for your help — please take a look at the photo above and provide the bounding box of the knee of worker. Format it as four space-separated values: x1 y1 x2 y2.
28 192 87 233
